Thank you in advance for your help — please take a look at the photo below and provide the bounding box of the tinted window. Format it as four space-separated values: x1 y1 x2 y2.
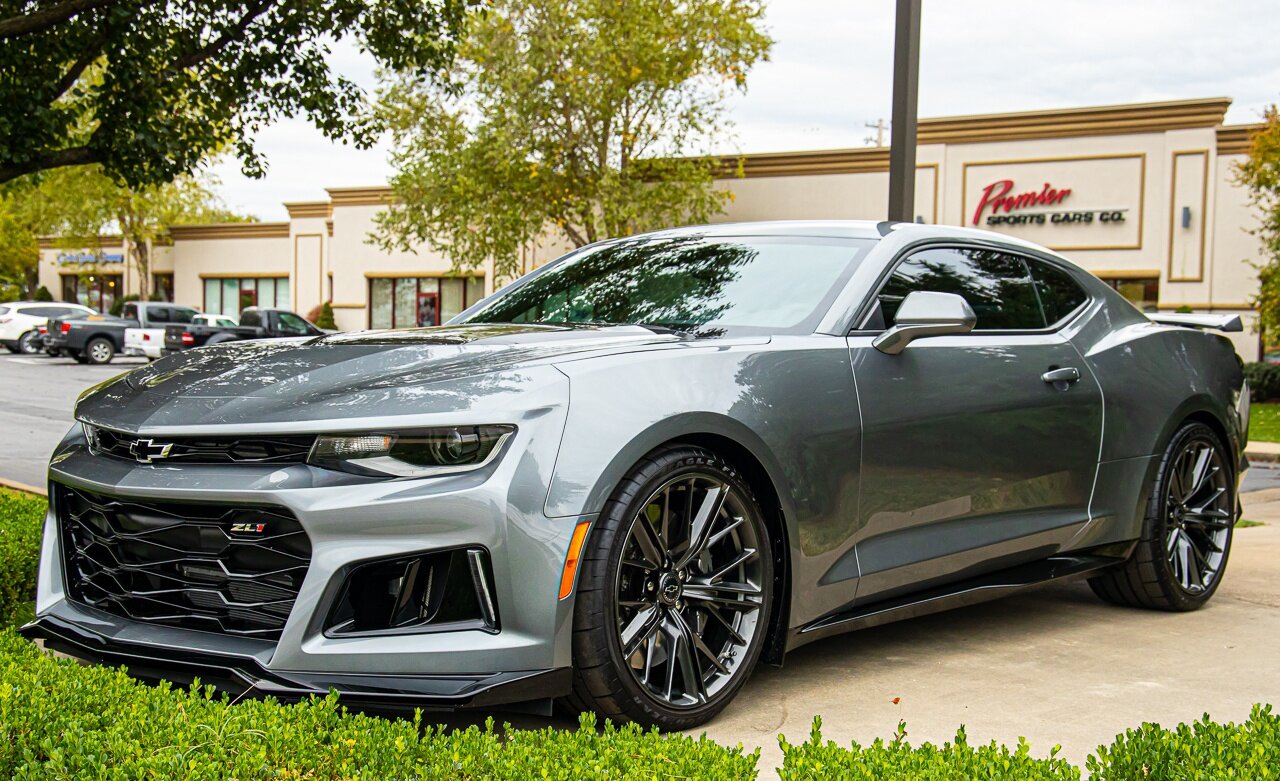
1028 259 1088 324
240 310 262 327
122 303 138 320
876 248 1044 331
170 307 197 324
276 311 313 335
149 307 170 323
461 236 874 337
0 306 8 315
23 306 56 317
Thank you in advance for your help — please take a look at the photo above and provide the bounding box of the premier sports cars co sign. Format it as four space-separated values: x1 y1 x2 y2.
971 179 1127 227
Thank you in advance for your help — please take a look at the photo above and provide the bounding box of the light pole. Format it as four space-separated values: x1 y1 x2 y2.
887 0 921 222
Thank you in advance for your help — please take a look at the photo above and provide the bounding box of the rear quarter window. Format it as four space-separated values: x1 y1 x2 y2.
1027 259 1089 325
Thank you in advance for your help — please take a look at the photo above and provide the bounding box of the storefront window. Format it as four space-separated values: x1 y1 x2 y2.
203 277 290 316
152 273 175 302
367 276 486 329
1102 277 1158 312
61 273 122 313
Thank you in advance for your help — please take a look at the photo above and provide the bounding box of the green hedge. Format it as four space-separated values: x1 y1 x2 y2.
0 630 758 779
0 489 46 628
1 491 1277 779
779 717 1080 780
1245 361 1280 402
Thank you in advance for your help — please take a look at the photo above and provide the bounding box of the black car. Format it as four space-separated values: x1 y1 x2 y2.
163 307 324 354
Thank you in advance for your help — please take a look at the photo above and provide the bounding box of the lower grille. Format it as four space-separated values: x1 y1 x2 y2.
57 484 312 640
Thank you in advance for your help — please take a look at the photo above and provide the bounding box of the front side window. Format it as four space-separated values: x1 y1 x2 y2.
276 311 313 335
872 248 1044 331
459 236 873 337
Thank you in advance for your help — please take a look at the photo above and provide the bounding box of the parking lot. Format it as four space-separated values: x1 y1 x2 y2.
0 352 146 488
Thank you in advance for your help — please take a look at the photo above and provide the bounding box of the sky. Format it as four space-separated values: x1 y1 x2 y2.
211 0 1280 221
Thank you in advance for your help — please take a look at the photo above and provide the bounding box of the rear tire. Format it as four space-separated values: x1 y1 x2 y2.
17 331 40 354
1089 421 1235 611
566 445 773 730
84 337 115 365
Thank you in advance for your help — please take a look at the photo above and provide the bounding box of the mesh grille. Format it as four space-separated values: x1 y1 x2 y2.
58 484 312 640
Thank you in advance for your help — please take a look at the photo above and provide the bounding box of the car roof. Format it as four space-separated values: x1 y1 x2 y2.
4 301 93 308
623 220 1059 254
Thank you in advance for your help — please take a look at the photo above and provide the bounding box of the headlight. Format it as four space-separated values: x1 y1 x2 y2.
307 425 515 478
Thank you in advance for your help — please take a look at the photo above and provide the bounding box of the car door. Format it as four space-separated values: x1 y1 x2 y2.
847 245 1103 604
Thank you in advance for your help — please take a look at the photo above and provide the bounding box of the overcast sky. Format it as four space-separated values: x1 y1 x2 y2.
211 0 1280 220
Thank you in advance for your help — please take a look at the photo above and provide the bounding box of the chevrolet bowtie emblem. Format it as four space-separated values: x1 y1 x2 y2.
129 438 174 464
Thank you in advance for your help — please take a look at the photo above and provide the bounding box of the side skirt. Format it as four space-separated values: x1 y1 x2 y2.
788 547 1132 652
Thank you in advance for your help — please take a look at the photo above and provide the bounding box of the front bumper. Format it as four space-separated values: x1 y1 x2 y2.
22 606 569 710
34 372 584 707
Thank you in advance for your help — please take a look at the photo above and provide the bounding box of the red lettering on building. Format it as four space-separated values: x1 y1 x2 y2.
971 180 1072 225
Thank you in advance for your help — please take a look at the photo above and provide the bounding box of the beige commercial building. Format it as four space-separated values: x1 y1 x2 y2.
39 96 1267 358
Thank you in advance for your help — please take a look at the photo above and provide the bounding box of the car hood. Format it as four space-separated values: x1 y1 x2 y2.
74 323 686 431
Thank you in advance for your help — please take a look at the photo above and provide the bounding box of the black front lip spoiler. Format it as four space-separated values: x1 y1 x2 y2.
21 615 570 711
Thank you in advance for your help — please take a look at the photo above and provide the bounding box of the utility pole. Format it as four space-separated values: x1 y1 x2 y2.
887 0 922 222
864 119 889 147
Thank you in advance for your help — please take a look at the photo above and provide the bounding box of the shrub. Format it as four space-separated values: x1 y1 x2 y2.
0 629 759 779
778 717 1079 780
1087 705 1280 780
315 300 337 330
0 489 46 628
1244 361 1280 402
32 285 53 302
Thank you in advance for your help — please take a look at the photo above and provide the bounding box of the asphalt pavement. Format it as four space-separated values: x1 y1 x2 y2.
0 352 146 488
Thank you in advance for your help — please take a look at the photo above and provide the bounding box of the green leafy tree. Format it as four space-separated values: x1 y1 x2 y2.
0 0 471 186
57 166 250 300
373 0 771 279
1237 105 1280 339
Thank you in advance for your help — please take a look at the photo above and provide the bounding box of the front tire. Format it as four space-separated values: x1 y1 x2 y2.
566 445 773 730
1089 421 1235 611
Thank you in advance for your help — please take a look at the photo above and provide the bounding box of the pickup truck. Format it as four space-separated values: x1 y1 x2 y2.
45 302 198 364
122 302 201 360
163 306 324 354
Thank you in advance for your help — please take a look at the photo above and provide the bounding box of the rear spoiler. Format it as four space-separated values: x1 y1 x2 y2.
1148 313 1243 332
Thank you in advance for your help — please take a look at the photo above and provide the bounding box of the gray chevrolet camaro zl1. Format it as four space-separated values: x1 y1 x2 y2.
24 221 1247 729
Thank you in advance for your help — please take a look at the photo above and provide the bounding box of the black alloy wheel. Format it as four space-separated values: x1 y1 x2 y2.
567 445 774 729
1090 421 1235 611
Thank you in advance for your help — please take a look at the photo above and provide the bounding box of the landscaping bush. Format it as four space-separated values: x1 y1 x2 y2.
1087 705 1280 780
778 717 1080 780
1244 361 1280 402
0 489 46 628
0 629 758 779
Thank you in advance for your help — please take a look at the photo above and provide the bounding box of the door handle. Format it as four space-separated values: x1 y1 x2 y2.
1041 367 1081 385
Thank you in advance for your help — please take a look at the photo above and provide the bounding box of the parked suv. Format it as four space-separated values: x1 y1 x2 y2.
0 301 96 354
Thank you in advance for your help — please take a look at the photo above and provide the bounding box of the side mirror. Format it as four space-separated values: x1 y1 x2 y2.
872 291 976 355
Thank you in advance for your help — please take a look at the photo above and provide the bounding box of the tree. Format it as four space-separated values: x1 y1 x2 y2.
0 0 471 187
1237 105 1280 339
373 0 771 279
56 166 250 300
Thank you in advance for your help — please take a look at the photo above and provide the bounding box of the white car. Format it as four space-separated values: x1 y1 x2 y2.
193 313 239 327
0 301 96 354
125 312 239 359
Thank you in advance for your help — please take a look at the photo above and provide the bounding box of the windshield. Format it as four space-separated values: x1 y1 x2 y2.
457 235 873 337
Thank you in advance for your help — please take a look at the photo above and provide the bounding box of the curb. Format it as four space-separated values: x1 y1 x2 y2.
0 477 46 497
1247 451 1280 465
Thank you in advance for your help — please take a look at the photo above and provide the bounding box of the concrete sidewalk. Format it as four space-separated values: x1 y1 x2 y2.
1247 440 1280 462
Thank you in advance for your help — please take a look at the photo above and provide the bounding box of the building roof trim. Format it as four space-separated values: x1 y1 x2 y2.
169 222 290 240
1217 123 1266 156
284 200 332 219
326 186 395 206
